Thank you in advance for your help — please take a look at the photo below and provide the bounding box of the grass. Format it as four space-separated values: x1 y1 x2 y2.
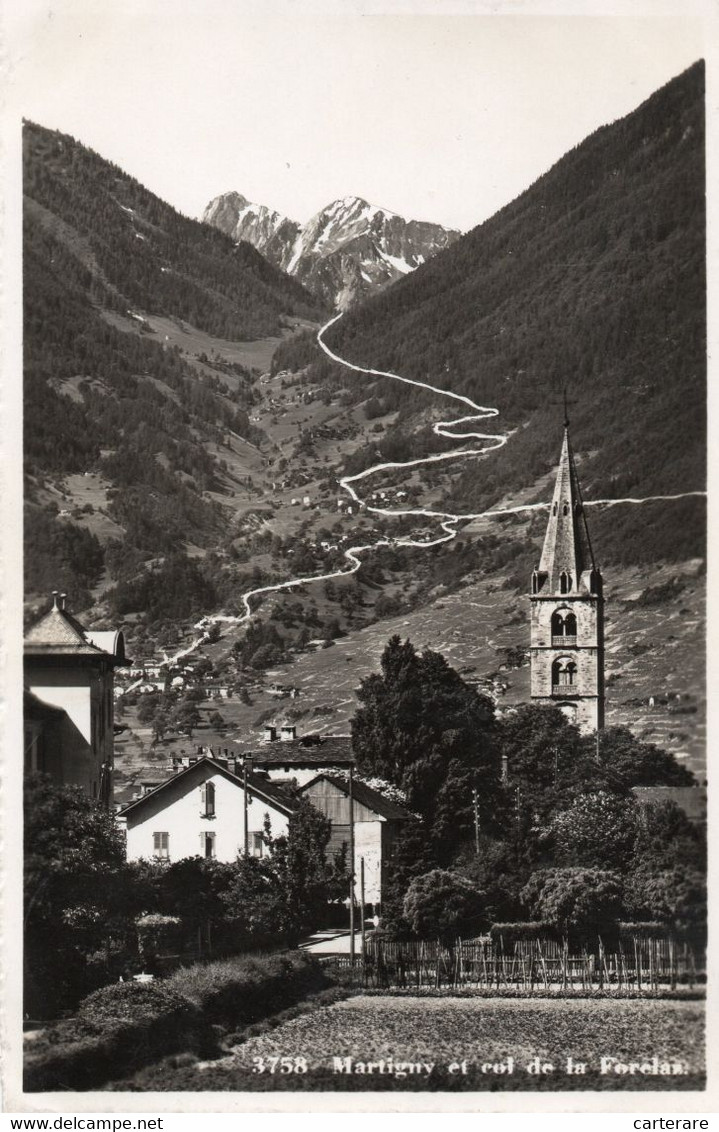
104 993 705 1093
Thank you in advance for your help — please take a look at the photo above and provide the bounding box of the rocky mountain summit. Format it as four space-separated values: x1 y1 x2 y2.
202 192 460 309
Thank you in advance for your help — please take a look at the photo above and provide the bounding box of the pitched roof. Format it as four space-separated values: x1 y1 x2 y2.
118 756 296 818
25 602 128 664
251 735 355 767
537 424 597 592
299 773 412 822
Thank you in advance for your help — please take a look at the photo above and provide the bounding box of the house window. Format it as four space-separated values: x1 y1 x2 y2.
200 781 216 817
153 832 169 859
251 832 264 858
201 832 216 859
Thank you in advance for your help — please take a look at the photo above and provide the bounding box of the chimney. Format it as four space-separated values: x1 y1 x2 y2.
280 725 297 742
501 754 509 784
51 590 59 610
263 725 277 743
60 593 67 610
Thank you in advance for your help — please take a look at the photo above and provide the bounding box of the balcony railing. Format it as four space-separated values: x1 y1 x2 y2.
552 684 578 696
552 635 577 647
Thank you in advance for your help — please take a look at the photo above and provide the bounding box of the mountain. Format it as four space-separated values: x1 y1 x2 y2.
274 62 706 568
202 192 461 309
23 121 327 613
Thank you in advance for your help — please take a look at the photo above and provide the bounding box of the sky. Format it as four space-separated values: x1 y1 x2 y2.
2 0 710 232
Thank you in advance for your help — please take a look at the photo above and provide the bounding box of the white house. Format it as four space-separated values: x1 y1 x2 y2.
119 756 294 864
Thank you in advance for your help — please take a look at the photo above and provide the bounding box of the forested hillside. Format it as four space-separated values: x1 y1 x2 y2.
23 122 326 612
275 63 705 565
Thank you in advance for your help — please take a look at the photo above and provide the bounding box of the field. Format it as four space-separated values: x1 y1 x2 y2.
114 994 705 1093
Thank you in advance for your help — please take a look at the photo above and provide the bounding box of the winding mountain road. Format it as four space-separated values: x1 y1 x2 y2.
163 315 705 666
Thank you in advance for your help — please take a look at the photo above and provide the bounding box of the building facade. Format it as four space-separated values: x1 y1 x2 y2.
530 424 605 734
24 593 128 805
298 773 410 910
120 756 294 863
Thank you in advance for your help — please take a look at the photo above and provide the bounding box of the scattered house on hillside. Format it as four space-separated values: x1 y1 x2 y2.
248 727 355 787
24 592 129 806
298 774 412 911
119 755 295 863
204 683 230 699
633 785 707 825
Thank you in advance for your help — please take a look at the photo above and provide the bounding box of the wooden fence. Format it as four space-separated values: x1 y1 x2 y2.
351 936 703 991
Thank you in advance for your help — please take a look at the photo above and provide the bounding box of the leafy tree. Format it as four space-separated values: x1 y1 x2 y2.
403 869 487 943
377 817 437 937
24 774 135 1015
633 800 706 875
155 858 237 937
595 727 695 788
520 867 624 942
546 791 639 872
624 866 706 944
171 700 201 738
221 800 347 945
352 637 498 841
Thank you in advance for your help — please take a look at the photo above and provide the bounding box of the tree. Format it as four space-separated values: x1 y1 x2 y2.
172 700 201 738
595 727 695 788
403 869 487 943
546 791 639 872
633 800 706 875
352 637 498 842
222 800 347 945
377 817 438 937
271 798 347 943
24 774 135 1015
520 867 624 942
625 866 706 945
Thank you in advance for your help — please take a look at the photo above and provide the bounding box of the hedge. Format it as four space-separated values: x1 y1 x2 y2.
24 950 330 1092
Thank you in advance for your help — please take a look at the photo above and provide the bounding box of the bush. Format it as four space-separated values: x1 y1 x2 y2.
163 950 328 1027
24 951 329 1091
24 980 204 1092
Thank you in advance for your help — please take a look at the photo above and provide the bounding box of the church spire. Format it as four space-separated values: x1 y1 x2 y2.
529 420 605 735
537 423 597 595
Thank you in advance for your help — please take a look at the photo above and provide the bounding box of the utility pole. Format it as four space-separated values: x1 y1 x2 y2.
349 765 355 967
243 755 252 856
360 857 366 964
472 786 480 856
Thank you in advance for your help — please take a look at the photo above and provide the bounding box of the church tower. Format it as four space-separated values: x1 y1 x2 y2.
529 420 604 734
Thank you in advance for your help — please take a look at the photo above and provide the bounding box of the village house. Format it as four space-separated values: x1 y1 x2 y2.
298 773 411 911
248 726 355 787
119 754 294 863
24 592 128 806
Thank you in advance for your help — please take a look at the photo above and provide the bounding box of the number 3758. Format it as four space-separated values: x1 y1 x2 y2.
252 1056 308 1074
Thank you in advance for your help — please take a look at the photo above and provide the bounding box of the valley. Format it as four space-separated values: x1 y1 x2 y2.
107 312 706 804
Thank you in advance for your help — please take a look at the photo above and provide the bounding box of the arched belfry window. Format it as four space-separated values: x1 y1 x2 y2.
562 503 569 516
551 610 577 642
589 569 601 595
552 503 558 516
531 570 539 594
559 571 572 594
552 658 577 691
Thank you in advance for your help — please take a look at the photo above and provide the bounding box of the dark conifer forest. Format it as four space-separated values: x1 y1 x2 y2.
277 62 706 565
23 121 327 606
